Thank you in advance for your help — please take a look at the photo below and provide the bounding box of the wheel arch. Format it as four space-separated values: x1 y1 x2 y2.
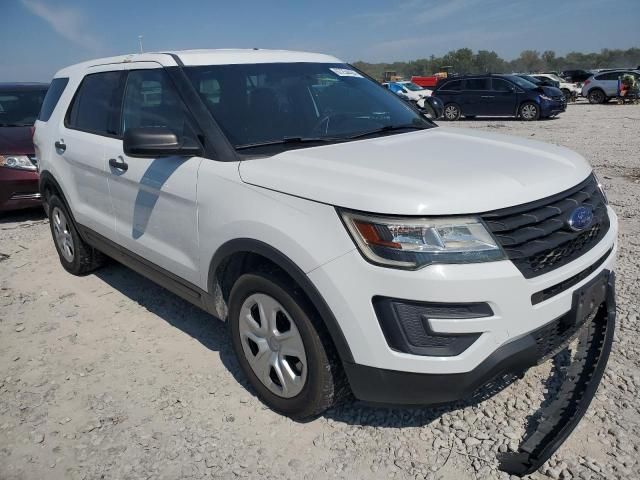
208 238 355 364
39 170 72 218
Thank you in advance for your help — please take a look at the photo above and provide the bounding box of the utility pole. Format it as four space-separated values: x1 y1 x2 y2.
138 35 144 54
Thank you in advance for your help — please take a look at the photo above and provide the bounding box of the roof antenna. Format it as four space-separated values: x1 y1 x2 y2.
138 35 144 53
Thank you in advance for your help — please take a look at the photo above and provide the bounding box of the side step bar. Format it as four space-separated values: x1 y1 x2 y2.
498 273 616 476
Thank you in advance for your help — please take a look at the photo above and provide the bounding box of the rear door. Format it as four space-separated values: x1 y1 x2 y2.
57 65 125 238
489 78 518 116
104 63 204 285
462 78 491 116
594 72 623 96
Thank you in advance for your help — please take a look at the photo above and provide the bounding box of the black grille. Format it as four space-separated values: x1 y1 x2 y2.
531 306 596 362
482 175 610 278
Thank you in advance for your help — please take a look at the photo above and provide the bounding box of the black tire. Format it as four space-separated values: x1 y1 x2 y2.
48 195 106 275
561 89 571 102
519 101 540 121
588 89 606 104
228 272 347 420
443 103 461 121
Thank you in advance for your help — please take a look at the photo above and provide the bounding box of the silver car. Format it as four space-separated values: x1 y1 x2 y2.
581 69 640 104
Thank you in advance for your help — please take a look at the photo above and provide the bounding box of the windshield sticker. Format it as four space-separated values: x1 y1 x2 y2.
330 68 363 78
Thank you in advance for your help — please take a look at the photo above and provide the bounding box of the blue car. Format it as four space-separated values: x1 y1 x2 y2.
433 74 566 121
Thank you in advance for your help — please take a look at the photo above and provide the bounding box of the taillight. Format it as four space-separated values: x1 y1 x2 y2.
30 126 35 138
583 79 590 87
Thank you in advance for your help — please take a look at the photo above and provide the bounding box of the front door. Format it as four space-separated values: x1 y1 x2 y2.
104 64 204 285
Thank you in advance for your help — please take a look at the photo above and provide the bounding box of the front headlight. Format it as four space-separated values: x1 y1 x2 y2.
593 172 608 204
339 210 506 269
0 155 37 171
540 94 553 101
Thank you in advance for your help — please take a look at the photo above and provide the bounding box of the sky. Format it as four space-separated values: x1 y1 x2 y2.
1 0 639 82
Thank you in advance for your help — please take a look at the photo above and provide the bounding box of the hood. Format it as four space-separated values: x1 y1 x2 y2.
540 86 564 97
239 127 592 215
0 126 35 155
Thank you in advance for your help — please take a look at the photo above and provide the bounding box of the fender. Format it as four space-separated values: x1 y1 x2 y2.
209 238 355 364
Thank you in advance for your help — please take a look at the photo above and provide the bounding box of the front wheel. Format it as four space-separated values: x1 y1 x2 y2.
228 272 345 419
519 102 540 121
443 103 461 121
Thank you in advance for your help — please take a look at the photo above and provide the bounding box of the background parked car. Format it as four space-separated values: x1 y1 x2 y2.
533 73 581 101
433 74 566 121
0 83 48 213
581 69 640 104
383 81 432 101
560 69 592 84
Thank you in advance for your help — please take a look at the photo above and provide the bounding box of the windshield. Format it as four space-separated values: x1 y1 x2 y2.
0 89 47 126
402 82 424 91
507 75 538 90
185 63 431 150
521 75 542 85
545 74 564 83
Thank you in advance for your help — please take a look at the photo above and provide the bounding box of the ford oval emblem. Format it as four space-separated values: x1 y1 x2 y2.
567 206 594 231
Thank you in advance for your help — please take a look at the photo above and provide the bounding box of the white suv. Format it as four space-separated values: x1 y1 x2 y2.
34 49 617 473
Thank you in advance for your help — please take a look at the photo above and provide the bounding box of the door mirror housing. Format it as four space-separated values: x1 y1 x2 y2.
123 127 201 158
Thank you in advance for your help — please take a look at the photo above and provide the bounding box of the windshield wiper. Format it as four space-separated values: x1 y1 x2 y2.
347 124 429 140
235 136 346 151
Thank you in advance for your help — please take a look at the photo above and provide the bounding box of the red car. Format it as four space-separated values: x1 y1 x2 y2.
0 83 49 212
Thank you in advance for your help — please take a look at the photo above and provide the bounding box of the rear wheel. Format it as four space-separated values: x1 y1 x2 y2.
588 89 606 104
48 195 106 275
443 103 461 121
229 272 345 419
561 88 571 102
519 102 540 121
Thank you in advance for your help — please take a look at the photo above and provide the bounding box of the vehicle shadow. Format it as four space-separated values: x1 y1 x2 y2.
93 260 524 429
0 207 45 224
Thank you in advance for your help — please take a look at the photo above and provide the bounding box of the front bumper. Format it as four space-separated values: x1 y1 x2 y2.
343 271 615 406
308 207 617 377
0 167 41 212
540 99 566 116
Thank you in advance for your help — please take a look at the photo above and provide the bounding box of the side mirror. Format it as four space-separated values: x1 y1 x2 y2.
123 127 201 158
424 97 444 120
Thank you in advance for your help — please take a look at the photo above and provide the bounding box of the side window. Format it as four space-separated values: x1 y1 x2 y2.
441 80 462 91
121 69 191 136
66 71 124 136
491 79 514 92
464 78 490 90
596 72 619 81
38 78 69 122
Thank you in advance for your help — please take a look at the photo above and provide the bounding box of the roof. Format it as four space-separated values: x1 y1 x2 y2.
0 82 49 91
55 49 343 77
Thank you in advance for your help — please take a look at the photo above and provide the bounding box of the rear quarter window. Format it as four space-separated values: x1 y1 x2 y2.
38 78 68 122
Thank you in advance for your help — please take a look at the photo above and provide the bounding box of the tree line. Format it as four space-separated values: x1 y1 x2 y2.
353 47 640 80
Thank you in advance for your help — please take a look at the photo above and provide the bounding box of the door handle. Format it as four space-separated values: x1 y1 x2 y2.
481 95 495 98
109 157 128 172
54 140 66 153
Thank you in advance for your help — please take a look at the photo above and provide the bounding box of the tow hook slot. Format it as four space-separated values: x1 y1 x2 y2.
498 272 616 476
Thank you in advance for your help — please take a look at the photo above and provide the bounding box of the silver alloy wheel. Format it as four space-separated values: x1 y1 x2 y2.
444 105 459 120
238 293 307 398
521 104 538 120
52 206 74 262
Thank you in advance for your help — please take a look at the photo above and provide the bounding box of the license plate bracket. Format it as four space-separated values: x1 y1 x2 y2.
567 270 609 328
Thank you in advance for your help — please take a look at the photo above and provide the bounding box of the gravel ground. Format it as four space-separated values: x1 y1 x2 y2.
1 101 639 480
